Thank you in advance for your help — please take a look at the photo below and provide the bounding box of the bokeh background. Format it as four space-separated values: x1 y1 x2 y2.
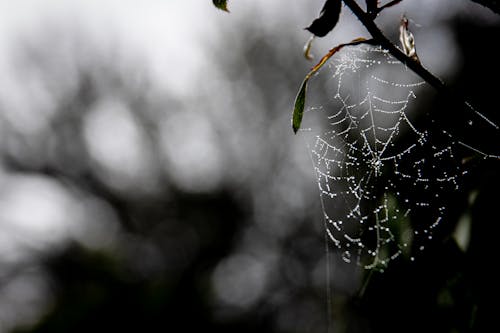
0 1 498 332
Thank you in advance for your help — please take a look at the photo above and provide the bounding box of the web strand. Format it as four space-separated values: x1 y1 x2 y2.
300 45 499 270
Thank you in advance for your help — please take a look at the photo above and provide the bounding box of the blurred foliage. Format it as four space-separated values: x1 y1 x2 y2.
471 0 500 14
0 2 499 333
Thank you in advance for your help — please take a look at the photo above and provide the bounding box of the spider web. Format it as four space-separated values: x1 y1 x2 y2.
299 45 499 270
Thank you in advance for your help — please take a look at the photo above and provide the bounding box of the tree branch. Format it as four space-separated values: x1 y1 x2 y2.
340 0 499 137
292 0 498 133
342 0 446 91
377 0 404 15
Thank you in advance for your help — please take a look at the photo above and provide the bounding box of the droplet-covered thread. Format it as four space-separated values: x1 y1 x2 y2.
302 45 478 269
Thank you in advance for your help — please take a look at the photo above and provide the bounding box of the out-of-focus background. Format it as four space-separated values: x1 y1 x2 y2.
0 1 498 332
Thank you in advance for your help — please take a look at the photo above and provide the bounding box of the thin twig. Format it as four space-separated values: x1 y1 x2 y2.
377 0 404 15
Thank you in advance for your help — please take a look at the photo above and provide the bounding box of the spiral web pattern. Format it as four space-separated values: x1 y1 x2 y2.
300 45 476 270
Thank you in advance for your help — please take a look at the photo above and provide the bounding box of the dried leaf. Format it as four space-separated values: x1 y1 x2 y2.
399 15 420 63
292 38 375 133
303 36 316 60
306 0 342 38
212 0 229 12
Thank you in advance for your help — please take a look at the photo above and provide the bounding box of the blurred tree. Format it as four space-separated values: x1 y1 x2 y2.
471 0 500 14
0 2 498 333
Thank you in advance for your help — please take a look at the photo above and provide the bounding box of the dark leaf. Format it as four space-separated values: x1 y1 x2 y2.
292 38 375 133
306 0 342 38
212 0 229 12
292 79 308 133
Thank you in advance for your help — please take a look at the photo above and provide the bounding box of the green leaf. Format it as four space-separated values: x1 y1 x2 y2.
212 0 229 12
292 78 309 134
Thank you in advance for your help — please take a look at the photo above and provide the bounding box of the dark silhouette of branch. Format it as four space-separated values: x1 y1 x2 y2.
365 0 378 15
376 0 404 15
342 0 445 92
366 0 403 18
341 0 499 139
